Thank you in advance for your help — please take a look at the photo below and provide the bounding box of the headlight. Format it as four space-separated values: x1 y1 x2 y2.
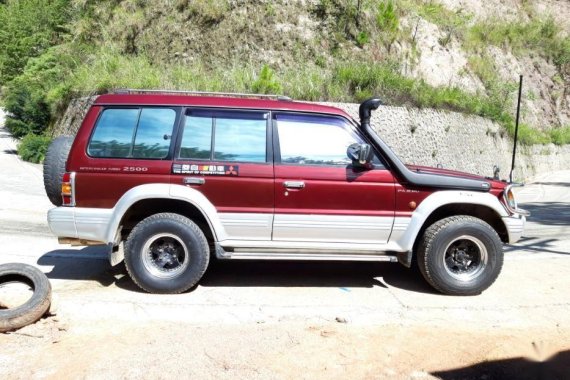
505 186 517 210
502 185 530 216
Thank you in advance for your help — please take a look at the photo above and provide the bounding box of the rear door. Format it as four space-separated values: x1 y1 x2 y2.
272 113 396 244
171 109 274 241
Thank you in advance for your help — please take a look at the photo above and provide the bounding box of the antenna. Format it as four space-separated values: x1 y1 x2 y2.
509 75 523 183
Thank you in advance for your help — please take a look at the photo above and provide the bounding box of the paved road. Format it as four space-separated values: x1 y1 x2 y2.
0 122 569 326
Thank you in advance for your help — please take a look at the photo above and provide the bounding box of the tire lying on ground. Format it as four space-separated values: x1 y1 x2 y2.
43 135 73 206
0 263 52 333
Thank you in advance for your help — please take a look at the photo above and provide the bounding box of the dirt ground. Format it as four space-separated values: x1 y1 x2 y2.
1 315 569 379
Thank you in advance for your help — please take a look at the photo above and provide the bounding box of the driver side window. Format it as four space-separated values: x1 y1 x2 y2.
275 113 381 167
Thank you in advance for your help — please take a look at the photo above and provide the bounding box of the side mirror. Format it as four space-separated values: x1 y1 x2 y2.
347 143 373 168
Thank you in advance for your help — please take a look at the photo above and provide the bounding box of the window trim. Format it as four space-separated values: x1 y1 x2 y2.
273 111 386 169
174 107 273 165
86 106 181 160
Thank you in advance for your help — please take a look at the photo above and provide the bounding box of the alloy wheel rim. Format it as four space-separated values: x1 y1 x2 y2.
141 233 189 279
442 235 488 281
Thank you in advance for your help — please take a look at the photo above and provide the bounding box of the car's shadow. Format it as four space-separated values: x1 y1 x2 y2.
38 247 436 294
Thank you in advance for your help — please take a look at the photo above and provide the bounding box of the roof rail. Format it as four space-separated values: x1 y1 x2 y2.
112 88 292 101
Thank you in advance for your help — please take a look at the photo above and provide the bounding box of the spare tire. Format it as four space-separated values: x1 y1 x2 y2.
43 136 73 206
0 263 52 333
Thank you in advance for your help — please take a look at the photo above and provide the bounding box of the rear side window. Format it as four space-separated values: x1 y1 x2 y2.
88 108 177 159
179 111 267 162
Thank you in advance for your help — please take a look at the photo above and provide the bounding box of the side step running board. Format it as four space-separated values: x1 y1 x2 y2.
215 245 398 262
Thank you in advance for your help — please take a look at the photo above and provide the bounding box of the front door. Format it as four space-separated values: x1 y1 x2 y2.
273 113 396 244
171 109 274 241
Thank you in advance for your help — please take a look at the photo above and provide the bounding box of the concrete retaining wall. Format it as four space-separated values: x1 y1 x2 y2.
53 98 570 181
330 103 570 182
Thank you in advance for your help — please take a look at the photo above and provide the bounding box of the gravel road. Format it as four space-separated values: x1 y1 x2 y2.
1 122 569 379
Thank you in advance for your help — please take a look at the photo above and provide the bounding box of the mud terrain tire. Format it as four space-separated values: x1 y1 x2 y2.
417 215 503 296
0 263 52 332
43 135 73 206
125 213 210 294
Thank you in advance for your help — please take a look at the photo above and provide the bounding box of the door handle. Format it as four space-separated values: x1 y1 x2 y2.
284 181 305 189
183 177 205 185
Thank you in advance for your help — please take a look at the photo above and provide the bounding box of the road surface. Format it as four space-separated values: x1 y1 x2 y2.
0 122 569 379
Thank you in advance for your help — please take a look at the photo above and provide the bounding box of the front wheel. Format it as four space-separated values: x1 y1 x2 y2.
124 213 210 294
417 215 503 296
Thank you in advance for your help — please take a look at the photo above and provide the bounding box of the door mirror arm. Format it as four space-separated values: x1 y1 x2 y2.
347 143 373 169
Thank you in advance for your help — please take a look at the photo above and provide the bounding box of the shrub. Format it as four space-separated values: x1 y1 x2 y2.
356 31 370 47
3 85 51 136
251 65 282 94
0 0 72 83
5 119 33 138
376 0 399 34
550 126 570 145
17 134 52 163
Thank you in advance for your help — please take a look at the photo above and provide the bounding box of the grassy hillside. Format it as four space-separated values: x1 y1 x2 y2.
1 0 569 162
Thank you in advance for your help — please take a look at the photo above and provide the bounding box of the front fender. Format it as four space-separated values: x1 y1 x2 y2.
104 183 227 243
392 190 509 252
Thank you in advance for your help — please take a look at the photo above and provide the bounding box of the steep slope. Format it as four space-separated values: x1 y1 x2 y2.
1 0 569 148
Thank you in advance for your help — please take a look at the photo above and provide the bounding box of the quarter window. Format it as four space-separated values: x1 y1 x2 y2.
179 111 267 163
276 114 368 166
88 107 177 159
88 109 139 158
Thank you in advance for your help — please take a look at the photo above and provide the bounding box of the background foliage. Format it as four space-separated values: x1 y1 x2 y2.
0 0 569 162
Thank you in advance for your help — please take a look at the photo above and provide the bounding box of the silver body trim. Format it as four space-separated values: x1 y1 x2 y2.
219 213 273 240
48 184 526 259
272 214 393 244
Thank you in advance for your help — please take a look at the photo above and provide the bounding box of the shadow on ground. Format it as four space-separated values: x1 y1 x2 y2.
520 202 570 227
200 260 435 294
533 181 570 188
38 248 435 294
38 247 117 287
432 349 570 380
505 236 569 255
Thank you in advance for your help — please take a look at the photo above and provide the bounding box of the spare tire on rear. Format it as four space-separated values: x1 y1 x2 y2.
43 136 73 206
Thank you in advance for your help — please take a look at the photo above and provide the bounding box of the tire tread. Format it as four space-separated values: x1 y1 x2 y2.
417 215 503 295
124 213 209 294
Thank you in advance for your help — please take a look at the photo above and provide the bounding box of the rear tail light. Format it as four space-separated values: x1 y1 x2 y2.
61 172 76 206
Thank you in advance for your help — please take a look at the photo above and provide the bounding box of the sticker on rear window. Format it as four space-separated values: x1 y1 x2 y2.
172 164 239 176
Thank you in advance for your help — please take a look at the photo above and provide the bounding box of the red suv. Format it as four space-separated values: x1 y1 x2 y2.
45 90 528 295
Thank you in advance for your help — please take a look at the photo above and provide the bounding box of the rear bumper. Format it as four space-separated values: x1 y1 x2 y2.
47 207 113 244
503 214 526 243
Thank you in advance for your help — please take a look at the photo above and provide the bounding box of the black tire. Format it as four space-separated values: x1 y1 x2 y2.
417 216 503 296
0 263 52 332
43 135 73 206
124 213 210 294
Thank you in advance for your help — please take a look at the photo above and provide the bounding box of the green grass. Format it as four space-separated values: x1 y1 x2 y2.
549 126 570 145
60 48 565 146
466 17 570 67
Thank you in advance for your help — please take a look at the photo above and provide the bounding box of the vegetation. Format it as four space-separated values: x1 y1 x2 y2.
17 134 52 163
0 0 569 163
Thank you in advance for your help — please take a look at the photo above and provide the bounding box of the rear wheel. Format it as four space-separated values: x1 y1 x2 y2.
417 215 503 296
124 213 210 294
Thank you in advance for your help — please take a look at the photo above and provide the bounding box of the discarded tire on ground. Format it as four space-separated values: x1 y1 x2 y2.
0 263 52 333
43 135 73 206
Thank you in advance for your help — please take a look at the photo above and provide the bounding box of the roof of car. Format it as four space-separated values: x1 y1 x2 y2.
94 93 354 120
